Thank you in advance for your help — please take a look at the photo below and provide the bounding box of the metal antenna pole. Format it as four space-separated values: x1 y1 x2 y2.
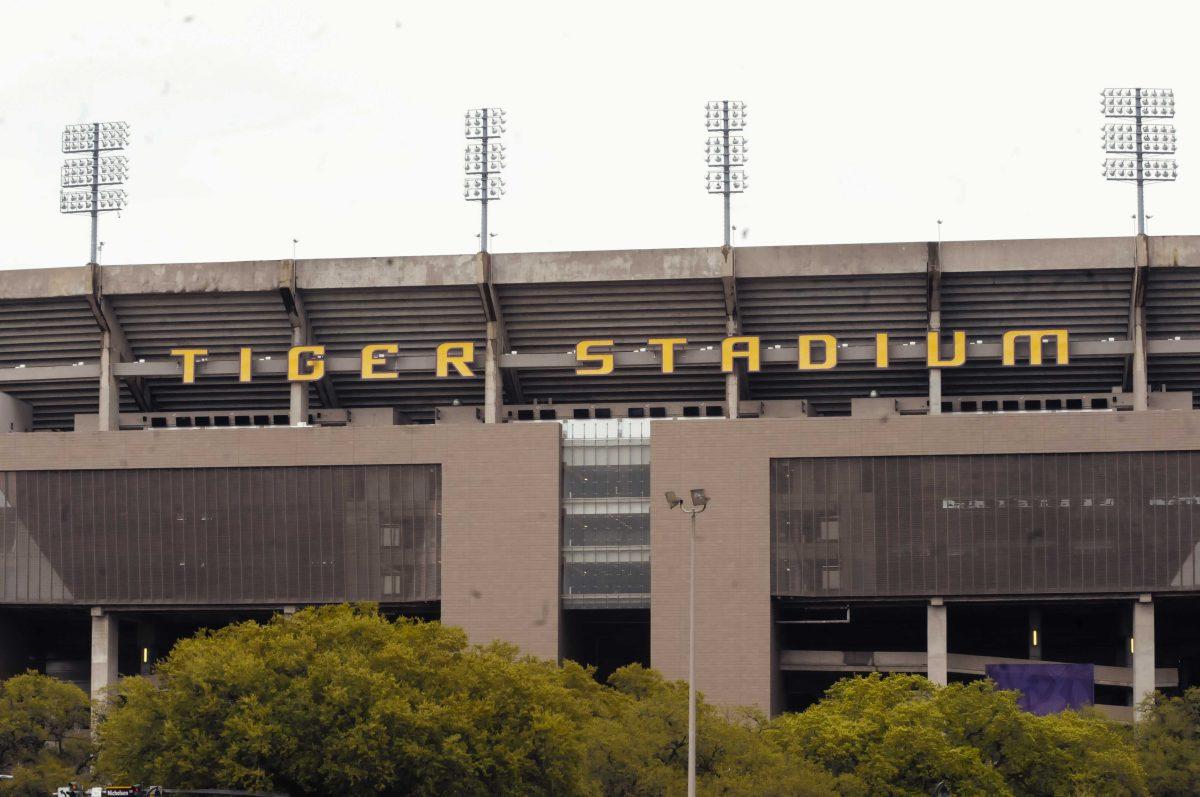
722 100 731 248
90 126 100 264
1134 88 1145 235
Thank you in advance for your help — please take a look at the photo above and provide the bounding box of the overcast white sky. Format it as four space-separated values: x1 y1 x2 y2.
0 0 1197 271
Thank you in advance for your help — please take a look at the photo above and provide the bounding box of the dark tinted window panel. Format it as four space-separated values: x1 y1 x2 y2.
771 453 1200 598
0 465 440 605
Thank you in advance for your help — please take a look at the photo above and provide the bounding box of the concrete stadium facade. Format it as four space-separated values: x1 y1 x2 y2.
2 233 1200 720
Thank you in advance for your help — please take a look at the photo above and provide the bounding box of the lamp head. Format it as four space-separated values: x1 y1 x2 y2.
690 488 709 508
665 491 684 509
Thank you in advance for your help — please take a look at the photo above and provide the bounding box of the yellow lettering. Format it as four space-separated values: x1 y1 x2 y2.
238 347 253 383
799 334 838 370
575 339 615 376
361 343 399 380
288 345 325 381
721 336 760 372
1002 329 1069 366
875 333 889 368
437 341 475 377
170 348 207 384
927 331 967 367
647 337 687 374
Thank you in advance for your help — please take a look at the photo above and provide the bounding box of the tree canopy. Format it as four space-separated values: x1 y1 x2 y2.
0 671 91 797
769 673 1145 797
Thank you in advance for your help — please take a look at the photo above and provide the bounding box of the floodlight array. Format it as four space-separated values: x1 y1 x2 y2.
1102 88 1174 118
59 189 127 213
62 122 129 152
706 170 748 193
465 108 506 138
705 136 749 166
464 141 505 174
1102 124 1176 154
61 156 128 187
464 175 506 200
1103 158 1178 181
705 101 747 131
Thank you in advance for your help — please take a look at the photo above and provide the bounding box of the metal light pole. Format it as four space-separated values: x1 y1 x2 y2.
60 122 129 264
665 488 710 797
1102 89 1177 235
705 101 748 247
464 108 507 253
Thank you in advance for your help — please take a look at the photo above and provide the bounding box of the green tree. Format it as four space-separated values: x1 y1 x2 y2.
584 665 841 797
768 673 1145 797
1134 687 1200 796
0 672 91 797
98 605 595 797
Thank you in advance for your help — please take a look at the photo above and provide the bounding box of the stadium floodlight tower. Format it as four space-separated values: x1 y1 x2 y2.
463 108 507 253
1101 89 1177 235
60 122 129 264
705 101 748 248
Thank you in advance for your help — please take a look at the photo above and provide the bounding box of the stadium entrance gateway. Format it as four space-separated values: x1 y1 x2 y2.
167 328 1071 383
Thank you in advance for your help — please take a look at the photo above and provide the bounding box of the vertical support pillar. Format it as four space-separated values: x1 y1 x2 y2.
90 608 118 707
1028 607 1042 660
927 598 948 686
725 316 740 418
288 326 308 426
1132 308 1148 411
1133 594 1155 711
97 330 121 431
484 321 503 424
928 312 942 415
1131 234 1149 410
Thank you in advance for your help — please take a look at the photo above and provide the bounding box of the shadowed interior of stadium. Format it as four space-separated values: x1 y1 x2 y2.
3 233 1200 720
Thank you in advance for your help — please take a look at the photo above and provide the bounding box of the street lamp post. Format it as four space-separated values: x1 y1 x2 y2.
665 488 710 797
705 101 748 247
60 122 129 264
1101 88 1177 235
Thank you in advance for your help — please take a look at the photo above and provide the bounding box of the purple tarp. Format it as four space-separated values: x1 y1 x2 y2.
985 663 1095 715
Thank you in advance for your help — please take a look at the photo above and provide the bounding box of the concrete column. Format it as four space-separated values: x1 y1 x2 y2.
288 326 308 426
1133 594 1155 711
928 310 942 415
725 371 740 419
927 598 948 686
725 316 740 418
90 609 118 706
484 326 503 424
97 331 121 432
1132 311 1148 412
1028 607 1042 660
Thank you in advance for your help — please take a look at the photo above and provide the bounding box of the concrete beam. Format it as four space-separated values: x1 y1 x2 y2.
0 364 101 383
492 246 724 284
101 260 285 295
0 266 91 301
298 254 477 289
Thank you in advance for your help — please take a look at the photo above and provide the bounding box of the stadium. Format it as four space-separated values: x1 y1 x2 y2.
2 232 1199 720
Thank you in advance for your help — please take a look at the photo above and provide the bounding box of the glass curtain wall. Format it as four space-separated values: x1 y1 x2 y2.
562 419 651 608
